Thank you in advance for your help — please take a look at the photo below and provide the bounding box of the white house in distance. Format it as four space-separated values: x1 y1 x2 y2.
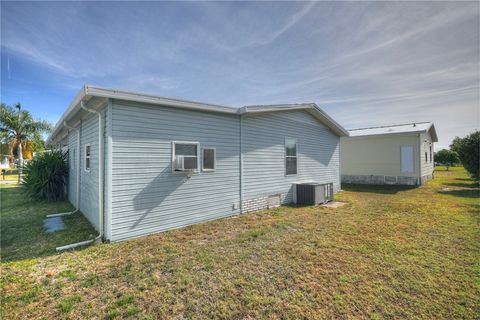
340 122 438 186
47 85 348 242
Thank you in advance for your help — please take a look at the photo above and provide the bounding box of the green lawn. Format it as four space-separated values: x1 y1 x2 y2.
1 185 98 261
1 167 479 319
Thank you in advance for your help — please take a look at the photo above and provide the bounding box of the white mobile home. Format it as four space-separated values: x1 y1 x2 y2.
340 122 438 186
47 85 348 241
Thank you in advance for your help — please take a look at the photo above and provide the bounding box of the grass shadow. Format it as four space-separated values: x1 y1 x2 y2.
438 189 480 199
444 178 480 189
341 183 416 195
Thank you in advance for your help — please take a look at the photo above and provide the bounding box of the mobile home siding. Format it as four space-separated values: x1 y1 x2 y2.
79 110 102 230
242 111 341 204
109 101 241 241
68 129 78 205
420 131 434 182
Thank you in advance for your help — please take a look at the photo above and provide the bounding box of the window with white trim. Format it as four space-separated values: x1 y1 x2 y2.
84 144 91 172
172 142 199 172
429 144 433 162
285 137 297 175
202 148 216 171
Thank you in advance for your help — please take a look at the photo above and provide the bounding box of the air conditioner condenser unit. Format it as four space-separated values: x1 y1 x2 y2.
294 182 333 205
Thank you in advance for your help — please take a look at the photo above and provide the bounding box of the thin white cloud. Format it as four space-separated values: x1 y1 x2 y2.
1 1 478 148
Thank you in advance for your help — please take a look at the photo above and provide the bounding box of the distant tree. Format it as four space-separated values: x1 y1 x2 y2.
0 103 51 182
450 136 463 154
449 131 480 179
435 149 459 170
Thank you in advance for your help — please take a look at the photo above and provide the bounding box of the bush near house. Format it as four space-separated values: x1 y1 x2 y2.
22 149 69 201
450 131 480 179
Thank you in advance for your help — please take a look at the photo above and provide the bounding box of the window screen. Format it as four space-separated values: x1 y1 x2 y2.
285 138 297 175
175 144 197 156
85 145 91 171
203 148 215 171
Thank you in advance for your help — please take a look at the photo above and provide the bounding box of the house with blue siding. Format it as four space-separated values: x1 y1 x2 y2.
47 85 348 242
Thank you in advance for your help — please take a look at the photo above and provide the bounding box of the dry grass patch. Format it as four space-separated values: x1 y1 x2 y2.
1 167 479 319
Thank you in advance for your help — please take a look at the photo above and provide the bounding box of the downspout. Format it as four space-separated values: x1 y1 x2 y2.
55 100 104 251
47 121 80 217
80 101 104 242
239 115 244 214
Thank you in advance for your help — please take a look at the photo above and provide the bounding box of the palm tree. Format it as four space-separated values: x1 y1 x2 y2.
0 103 51 182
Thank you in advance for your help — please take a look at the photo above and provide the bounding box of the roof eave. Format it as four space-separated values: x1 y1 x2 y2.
48 86 349 144
428 123 439 142
46 86 87 146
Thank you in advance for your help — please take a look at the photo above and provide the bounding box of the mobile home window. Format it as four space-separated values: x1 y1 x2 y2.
84 144 91 172
429 144 433 162
285 137 297 175
202 148 216 171
172 142 199 171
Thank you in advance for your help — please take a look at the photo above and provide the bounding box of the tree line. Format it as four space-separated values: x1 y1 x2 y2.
435 131 479 179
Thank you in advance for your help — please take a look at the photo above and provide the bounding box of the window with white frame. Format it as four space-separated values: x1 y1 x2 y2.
429 144 433 162
202 148 216 171
285 137 297 175
172 142 199 172
84 144 91 172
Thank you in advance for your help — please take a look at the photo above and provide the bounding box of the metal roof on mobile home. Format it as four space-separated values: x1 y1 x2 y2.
348 122 438 142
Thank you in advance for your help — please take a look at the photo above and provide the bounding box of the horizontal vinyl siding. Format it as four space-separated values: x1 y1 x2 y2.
67 130 78 206
79 111 101 230
420 132 434 177
242 111 340 202
110 101 240 241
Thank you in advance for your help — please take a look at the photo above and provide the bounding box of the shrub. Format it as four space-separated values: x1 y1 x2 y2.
22 149 68 200
450 131 480 179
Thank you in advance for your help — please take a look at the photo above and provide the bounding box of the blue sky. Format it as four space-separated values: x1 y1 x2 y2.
1 1 479 149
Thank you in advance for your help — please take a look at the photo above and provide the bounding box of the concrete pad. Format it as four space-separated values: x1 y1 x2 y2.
321 201 347 208
43 217 66 233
